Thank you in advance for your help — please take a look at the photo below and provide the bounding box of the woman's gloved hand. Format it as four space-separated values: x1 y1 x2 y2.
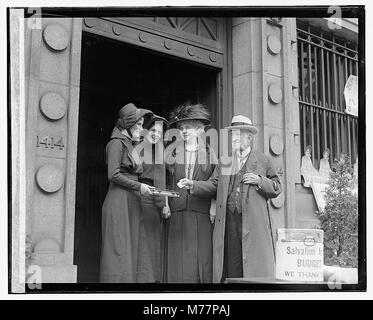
140 183 155 195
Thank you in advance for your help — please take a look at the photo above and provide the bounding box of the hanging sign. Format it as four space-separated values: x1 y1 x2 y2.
344 75 358 117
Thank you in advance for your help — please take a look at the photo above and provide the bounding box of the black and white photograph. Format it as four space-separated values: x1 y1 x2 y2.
4 2 370 301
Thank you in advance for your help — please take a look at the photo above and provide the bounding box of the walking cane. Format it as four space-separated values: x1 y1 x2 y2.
266 200 276 261
160 195 170 283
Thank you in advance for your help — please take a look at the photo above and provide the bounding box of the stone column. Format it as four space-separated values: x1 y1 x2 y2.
231 18 300 233
25 18 83 283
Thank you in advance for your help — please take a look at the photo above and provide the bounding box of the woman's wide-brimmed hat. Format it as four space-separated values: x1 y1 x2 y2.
117 103 153 130
169 103 211 127
144 114 169 130
224 115 258 135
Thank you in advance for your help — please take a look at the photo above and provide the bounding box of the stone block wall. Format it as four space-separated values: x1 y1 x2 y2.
231 18 300 234
25 18 83 283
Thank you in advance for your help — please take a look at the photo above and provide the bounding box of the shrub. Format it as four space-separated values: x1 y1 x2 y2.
315 154 358 267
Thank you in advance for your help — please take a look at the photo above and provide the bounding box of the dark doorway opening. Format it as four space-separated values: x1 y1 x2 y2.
74 31 219 282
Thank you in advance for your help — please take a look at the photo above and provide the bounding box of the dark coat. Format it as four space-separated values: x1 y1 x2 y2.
165 140 217 283
165 140 217 213
138 139 167 282
100 127 153 283
193 149 281 283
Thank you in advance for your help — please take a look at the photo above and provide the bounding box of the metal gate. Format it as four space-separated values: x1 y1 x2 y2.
297 20 358 168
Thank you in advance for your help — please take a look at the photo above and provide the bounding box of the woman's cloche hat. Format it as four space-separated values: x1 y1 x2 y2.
144 114 169 130
117 103 153 130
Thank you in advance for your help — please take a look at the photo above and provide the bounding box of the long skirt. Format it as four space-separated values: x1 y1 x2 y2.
100 183 153 283
167 210 213 283
140 194 164 282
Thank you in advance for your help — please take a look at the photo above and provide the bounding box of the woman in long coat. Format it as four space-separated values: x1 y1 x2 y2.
100 103 154 283
138 115 169 283
165 103 217 283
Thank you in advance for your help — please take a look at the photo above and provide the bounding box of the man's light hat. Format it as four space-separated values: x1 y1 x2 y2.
224 115 258 134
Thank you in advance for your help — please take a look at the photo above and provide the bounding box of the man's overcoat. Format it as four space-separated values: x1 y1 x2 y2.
193 149 281 283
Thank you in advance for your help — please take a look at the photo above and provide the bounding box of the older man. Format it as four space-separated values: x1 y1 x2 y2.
182 115 282 283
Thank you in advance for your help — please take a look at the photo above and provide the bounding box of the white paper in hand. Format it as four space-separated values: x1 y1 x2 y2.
177 179 186 189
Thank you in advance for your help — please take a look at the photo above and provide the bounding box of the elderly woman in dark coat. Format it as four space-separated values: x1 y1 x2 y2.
165 104 217 283
138 115 169 283
100 103 154 283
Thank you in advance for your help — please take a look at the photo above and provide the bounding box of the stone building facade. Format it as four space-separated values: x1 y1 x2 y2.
11 15 358 285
